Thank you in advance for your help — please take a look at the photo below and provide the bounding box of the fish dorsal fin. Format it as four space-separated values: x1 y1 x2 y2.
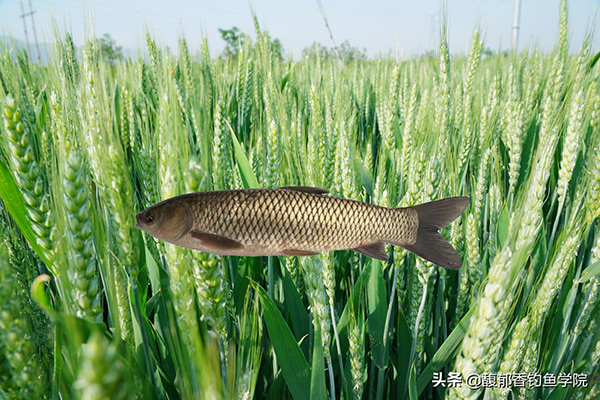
281 186 330 195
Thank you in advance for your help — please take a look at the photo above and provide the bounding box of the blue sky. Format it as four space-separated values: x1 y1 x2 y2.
0 0 598 58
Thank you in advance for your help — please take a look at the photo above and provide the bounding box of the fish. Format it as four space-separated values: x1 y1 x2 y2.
135 186 469 269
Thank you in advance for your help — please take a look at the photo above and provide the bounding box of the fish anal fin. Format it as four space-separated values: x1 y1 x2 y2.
281 186 330 195
190 231 243 250
281 249 320 256
353 242 388 262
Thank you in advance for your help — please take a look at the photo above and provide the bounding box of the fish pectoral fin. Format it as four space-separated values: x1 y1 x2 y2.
190 231 243 250
281 186 330 195
281 249 320 256
353 242 388 262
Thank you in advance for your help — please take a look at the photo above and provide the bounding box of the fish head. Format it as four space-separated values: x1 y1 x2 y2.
135 200 193 243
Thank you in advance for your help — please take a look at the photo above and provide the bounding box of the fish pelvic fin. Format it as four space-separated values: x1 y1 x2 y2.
401 196 469 270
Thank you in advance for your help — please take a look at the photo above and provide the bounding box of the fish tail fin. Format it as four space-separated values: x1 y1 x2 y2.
401 196 469 270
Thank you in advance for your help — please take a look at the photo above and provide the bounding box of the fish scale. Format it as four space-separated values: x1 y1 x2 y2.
193 188 395 252
135 186 469 269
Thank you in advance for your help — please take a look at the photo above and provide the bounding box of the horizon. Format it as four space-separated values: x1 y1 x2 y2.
0 1 599 61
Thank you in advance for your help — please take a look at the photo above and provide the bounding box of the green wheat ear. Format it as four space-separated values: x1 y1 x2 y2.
1 2 600 398
0 228 49 399
3 95 56 266
50 91 103 323
73 333 134 400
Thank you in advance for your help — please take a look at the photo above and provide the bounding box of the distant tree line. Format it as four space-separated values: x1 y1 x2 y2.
301 40 367 62
96 28 368 65
218 26 283 61
99 33 123 66
218 26 367 62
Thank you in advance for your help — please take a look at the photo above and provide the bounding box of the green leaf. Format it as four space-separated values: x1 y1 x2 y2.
281 65 294 91
355 156 373 198
130 277 160 395
337 263 370 357
226 119 260 189
34 88 48 136
0 159 51 266
526 228 548 300
587 50 600 71
542 260 577 375
577 260 600 283
496 204 509 250
153 256 191 392
112 84 120 134
145 246 161 292
30 274 53 313
310 325 327 400
367 260 388 368
254 281 310 400
281 262 310 355
516 117 538 191
395 310 411 399
408 362 418 400
546 386 569 400
417 307 474 396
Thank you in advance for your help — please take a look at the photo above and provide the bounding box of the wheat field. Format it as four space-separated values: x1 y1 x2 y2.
0 1 599 399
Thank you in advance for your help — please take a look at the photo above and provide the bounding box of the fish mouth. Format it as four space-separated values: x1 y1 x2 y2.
135 212 142 229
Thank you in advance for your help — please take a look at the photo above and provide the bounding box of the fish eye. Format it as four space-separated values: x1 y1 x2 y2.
145 213 155 224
